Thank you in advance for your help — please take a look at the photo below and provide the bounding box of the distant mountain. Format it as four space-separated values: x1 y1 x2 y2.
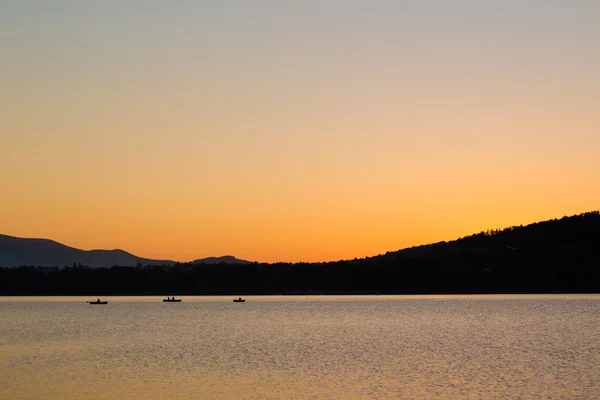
0 234 252 268
191 255 251 265
0 234 175 268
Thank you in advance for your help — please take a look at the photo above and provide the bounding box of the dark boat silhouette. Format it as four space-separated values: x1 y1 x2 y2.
87 299 108 305
233 297 245 303
163 297 182 302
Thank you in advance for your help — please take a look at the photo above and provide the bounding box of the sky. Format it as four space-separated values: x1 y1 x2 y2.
1 1 599 263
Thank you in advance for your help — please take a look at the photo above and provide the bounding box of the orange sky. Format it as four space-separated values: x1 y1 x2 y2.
1 2 599 262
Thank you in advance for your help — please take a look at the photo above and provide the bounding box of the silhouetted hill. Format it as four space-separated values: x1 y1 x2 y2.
0 234 174 268
377 210 600 264
191 256 250 264
1 211 599 295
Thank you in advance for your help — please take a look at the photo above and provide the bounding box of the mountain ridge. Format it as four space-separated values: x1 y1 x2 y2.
1 211 599 295
2 210 598 269
191 256 250 265
0 234 249 268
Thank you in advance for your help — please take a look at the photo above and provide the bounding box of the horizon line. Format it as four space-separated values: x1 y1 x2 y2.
2 209 597 265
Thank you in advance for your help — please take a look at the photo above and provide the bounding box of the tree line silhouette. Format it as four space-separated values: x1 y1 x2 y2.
1 211 598 295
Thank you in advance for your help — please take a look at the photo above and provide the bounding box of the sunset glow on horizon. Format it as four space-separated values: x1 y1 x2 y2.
1 1 599 263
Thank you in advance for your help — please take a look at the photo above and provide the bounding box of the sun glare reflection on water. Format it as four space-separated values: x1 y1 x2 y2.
1 295 599 399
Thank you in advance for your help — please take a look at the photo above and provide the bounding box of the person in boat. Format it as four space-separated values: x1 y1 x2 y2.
238 297 242 301
97 298 100 302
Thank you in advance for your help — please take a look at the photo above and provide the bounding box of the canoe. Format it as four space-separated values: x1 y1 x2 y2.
87 301 108 305
163 299 182 302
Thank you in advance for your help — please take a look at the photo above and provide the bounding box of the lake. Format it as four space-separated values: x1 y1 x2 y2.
1 295 599 399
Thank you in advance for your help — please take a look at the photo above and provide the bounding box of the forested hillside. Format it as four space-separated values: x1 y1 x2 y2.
1 211 598 295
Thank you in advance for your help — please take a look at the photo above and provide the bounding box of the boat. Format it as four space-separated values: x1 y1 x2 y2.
87 299 108 305
163 297 182 302
233 297 245 303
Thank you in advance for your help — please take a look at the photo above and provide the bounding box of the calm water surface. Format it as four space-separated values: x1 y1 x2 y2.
1 295 599 399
